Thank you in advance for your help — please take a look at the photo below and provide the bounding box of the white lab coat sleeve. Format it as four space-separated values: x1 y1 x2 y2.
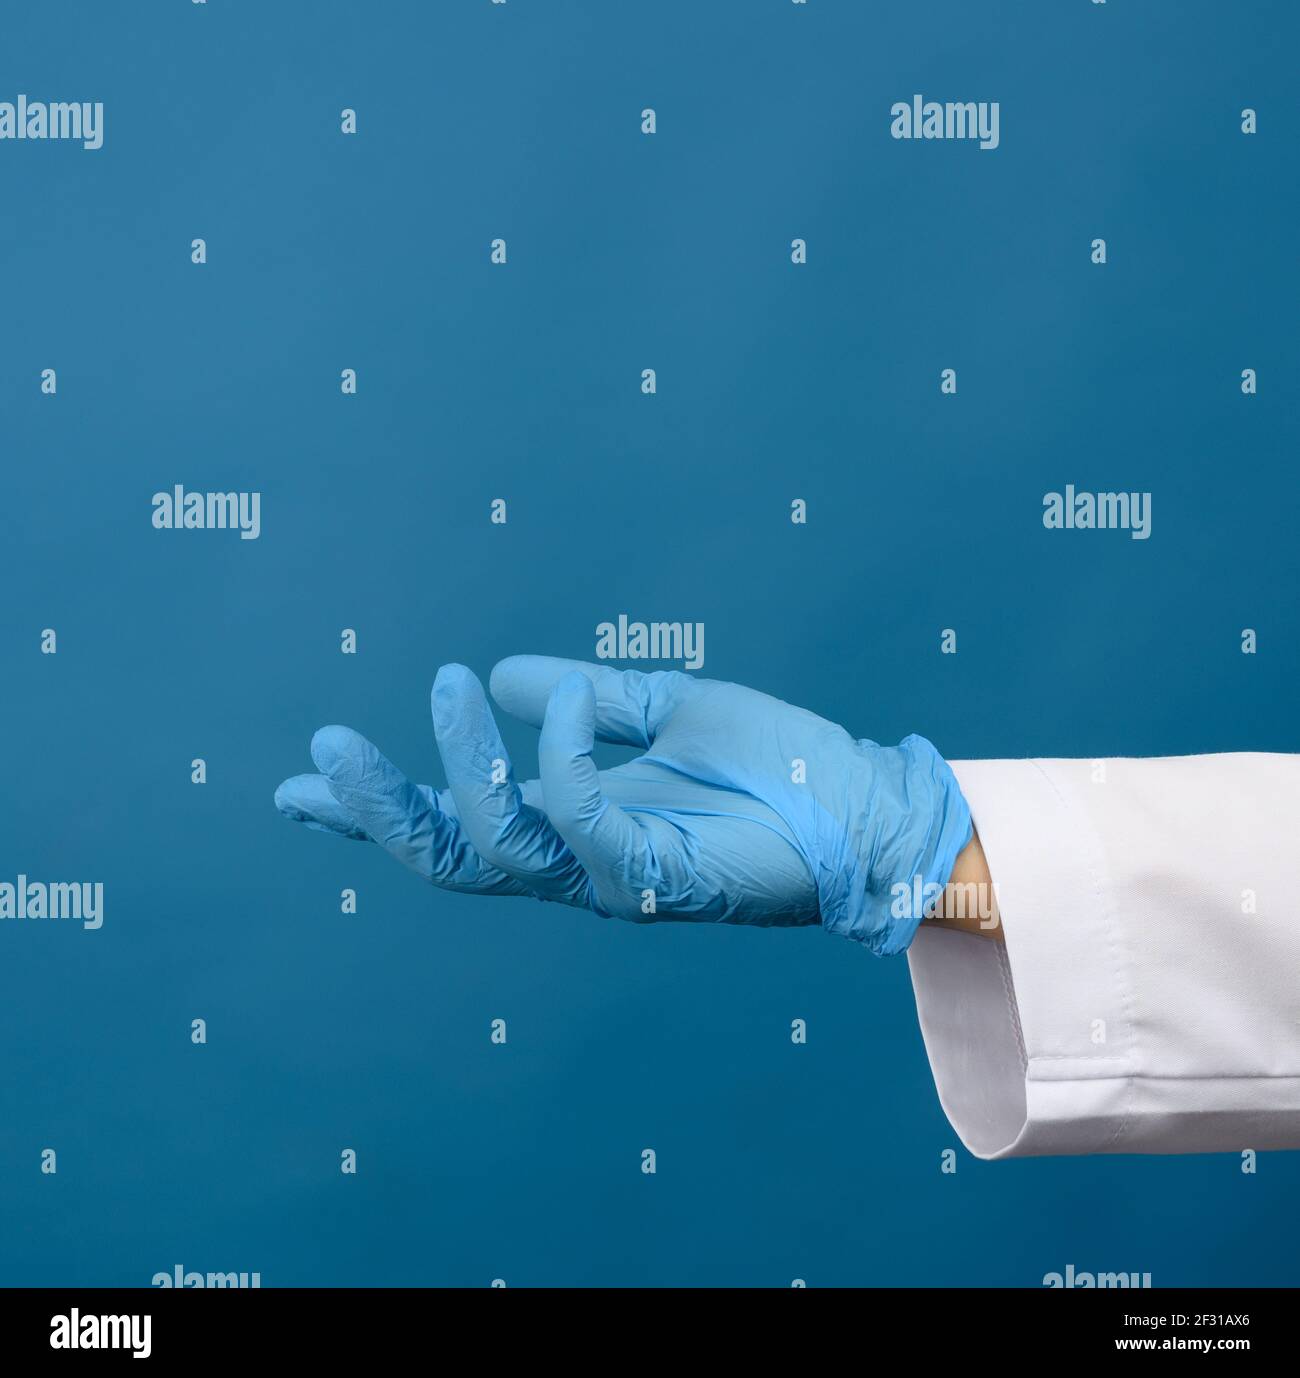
906 754 1300 1158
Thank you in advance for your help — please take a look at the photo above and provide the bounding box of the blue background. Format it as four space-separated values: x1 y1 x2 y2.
2 0 1296 1287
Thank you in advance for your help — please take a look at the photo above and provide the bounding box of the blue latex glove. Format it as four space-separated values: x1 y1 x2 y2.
274 658 972 955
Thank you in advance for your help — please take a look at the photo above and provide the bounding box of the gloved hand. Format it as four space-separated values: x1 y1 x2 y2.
273 658 972 955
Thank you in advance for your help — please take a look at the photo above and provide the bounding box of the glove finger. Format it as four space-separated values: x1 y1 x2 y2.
275 772 371 840
310 724 529 895
432 664 593 906
490 655 697 748
538 672 659 918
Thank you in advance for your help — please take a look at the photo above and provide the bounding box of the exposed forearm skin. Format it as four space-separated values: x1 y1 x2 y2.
925 829 1001 938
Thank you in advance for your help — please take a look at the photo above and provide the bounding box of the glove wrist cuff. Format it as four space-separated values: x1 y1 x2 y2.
819 734 972 956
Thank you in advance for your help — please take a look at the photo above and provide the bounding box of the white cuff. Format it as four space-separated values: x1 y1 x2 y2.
907 755 1300 1158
